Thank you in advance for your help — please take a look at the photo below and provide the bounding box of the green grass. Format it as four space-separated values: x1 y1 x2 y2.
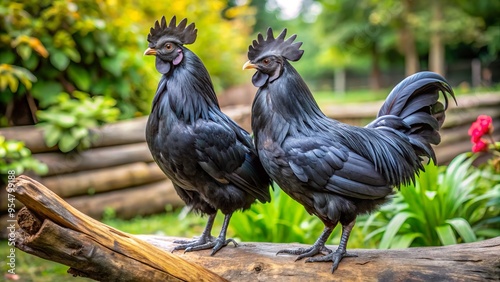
312 89 389 106
312 85 500 108
101 207 224 238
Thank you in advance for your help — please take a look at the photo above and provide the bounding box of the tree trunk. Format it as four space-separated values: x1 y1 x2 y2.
8 176 500 281
370 44 382 90
401 0 420 76
429 0 445 75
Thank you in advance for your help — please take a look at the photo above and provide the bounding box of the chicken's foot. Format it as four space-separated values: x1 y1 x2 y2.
306 221 357 273
276 226 333 260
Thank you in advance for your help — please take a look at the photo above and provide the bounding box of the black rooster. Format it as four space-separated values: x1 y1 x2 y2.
144 16 271 255
243 28 455 272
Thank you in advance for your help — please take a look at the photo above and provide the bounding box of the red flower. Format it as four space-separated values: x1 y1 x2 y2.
472 139 489 153
469 115 494 153
477 115 493 134
468 123 483 143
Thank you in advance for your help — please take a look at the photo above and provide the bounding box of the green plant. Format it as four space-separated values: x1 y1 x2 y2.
0 136 48 181
36 91 120 152
0 0 156 122
230 187 325 244
360 153 500 249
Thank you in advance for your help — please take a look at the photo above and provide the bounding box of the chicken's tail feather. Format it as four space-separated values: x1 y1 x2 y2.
368 71 456 163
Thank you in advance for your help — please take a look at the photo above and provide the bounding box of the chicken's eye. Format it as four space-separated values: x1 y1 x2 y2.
165 43 173 50
263 58 270 65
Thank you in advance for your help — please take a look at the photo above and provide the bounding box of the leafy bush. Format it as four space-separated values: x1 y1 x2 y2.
0 0 155 121
36 92 119 152
0 0 256 125
359 153 500 249
0 136 47 182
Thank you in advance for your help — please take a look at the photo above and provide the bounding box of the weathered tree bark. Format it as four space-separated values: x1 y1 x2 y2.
10 175 500 281
369 43 382 90
400 0 420 76
10 175 225 282
429 0 445 76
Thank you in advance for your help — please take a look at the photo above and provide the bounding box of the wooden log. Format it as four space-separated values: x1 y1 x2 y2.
35 143 154 176
90 116 148 147
40 162 165 198
222 105 253 132
0 179 183 237
447 93 500 108
442 107 500 129
439 119 500 147
0 124 54 153
11 175 225 281
10 176 500 281
320 93 500 127
0 117 148 153
137 235 500 282
1 162 177 222
435 132 500 165
67 180 183 220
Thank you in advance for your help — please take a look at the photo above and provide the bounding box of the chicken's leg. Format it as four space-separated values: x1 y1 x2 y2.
277 226 333 260
173 212 237 255
306 221 357 273
172 213 216 252
209 212 238 256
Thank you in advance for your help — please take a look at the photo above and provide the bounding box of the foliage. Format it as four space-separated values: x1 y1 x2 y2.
108 0 255 91
297 0 500 90
0 136 48 182
0 0 156 120
467 114 500 174
0 63 37 94
231 187 324 244
359 153 500 249
36 92 119 152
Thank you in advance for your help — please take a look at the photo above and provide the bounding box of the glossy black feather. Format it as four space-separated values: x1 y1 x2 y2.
250 57 454 225
146 32 270 218
247 29 454 269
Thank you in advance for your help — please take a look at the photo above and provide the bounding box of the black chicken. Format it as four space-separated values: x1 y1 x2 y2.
144 16 271 255
243 29 455 272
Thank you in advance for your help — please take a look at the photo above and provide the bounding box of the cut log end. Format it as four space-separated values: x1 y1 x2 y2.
17 207 42 235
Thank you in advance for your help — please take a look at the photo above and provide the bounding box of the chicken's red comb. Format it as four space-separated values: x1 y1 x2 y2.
147 16 197 46
248 28 304 62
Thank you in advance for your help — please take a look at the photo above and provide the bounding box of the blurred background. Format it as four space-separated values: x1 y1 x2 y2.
1 0 499 281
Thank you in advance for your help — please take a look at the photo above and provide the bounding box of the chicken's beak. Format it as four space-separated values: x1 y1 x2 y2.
144 47 157 56
242 60 257 70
